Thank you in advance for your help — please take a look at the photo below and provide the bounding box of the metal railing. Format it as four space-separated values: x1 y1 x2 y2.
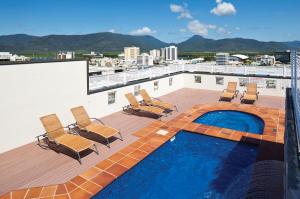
89 64 291 91
291 51 300 151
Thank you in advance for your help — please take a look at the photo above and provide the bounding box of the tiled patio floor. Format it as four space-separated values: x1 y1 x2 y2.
0 88 285 198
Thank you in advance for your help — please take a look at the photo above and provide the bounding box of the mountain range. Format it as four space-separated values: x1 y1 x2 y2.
0 32 299 53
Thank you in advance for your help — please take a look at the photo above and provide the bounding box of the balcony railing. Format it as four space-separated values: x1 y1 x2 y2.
291 51 300 152
89 64 291 91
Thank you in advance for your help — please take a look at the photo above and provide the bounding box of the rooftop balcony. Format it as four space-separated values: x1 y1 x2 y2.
0 56 298 198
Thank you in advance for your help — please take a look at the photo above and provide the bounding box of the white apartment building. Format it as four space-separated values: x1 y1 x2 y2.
0 52 13 61
124 47 140 61
150 49 161 62
164 46 178 61
216 53 230 65
56 51 75 60
10 54 30 62
258 55 276 66
137 53 154 66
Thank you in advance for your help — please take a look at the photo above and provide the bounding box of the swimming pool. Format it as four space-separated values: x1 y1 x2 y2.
194 110 264 134
93 131 257 199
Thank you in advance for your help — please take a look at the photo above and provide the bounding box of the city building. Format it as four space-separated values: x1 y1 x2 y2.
0 52 12 62
164 46 178 61
137 53 154 66
56 51 75 60
118 53 125 60
82 52 103 59
150 49 161 63
216 53 230 65
10 54 30 62
275 50 291 64
124 47 140 61
257 55 276 66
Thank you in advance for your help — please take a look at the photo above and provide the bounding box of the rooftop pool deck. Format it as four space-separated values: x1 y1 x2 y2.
0 88 285 198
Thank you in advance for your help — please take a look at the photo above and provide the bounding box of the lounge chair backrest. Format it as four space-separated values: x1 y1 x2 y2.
71 106 92 128
247 83 257 95
40 114 65 140
125 93 140 109
139 89 152 103
227 82 237 93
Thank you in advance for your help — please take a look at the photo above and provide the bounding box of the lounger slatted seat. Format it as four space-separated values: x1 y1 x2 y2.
220 82 239 100
139 89 177 111
71 106 123 147
125 93 165 117
241 83 259 103
40 114 98 164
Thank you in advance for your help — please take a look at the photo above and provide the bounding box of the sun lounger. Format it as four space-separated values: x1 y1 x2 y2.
39 114 98 164
124 93 165 118
71 106 123 148
241 83 259 103
139 89 177 111
220 82 239 100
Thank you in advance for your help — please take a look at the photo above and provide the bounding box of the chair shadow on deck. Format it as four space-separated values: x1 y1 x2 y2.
36 138 96 162
76 129 120 147
122 108 163 120
209 136 284 198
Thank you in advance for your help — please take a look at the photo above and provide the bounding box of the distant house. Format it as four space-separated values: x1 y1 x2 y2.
56 51 75 60
0 52 12 62
256 55 276 66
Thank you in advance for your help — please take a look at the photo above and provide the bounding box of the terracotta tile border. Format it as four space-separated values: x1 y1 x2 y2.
0 102 285 199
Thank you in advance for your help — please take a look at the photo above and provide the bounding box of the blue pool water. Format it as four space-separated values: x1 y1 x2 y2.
194 110 264 134
93 131 257 199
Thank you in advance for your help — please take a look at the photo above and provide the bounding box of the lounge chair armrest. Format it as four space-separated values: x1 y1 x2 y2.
152 97 162 101
90 118 105 125
235 90 239 97
36 133 47 143
65 123 76 130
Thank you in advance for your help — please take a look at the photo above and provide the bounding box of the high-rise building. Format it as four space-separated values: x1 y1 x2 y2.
150 49 161 62
165 46 178 61
216 53 229 65
124 47 140 61
161 48 166 61
137 53 154 66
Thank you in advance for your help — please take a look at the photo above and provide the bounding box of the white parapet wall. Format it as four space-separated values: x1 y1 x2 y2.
0 61 289 153
0 61 184 153
183 73 290 97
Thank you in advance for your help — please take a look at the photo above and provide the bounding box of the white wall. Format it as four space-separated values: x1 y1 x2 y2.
0 61 184 153
0 61 288 153
183 73 290 97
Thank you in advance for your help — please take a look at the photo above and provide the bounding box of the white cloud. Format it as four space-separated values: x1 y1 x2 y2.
170 4 184 13
109 29 115 33
170 3 193 19
130 27 157 36
216 0 222 3
188 20 208 36
217 27 232 35
235 27 240 31
208 24 217 29
211 1 236 16
179 28 187 32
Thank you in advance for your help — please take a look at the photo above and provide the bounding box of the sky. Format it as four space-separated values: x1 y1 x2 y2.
1 0 299 43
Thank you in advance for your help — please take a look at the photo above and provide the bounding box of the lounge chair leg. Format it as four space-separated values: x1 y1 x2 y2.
175 105 178 112
118 132 123 141
77 152 82 164
106 138 111 148
94 144 99 155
